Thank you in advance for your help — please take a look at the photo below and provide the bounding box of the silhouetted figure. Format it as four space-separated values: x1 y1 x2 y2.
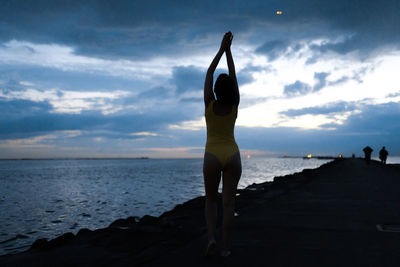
379 146 388 164
203 31 241 258
363 146 373 165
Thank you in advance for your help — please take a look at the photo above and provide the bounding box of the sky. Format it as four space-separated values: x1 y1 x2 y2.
1 0 400 158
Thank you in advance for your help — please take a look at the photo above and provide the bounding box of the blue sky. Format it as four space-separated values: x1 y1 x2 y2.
1 0 400 158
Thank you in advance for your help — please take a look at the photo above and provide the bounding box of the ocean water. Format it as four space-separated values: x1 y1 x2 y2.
0 156 381 255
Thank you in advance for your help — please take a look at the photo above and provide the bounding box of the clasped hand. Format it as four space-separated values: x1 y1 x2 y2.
220 31 233 52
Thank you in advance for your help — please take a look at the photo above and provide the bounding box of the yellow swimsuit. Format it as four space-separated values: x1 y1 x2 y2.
205 100 239 168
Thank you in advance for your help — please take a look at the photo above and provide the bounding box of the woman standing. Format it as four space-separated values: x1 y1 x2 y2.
203 32 241 257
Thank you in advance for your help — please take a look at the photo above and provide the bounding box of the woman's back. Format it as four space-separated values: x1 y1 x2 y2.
205 100 237 144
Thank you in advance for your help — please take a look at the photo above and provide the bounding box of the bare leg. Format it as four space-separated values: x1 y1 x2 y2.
221 152 242 255
203 152 222 246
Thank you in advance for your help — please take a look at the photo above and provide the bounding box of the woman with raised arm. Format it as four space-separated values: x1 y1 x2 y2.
203 31 241 258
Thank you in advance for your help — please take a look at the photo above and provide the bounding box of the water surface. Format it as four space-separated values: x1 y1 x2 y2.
0 157 334 255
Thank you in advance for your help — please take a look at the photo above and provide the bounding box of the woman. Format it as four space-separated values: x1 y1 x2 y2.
203 31 241 257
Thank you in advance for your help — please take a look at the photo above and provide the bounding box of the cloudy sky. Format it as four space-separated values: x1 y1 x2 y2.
1 0 400 158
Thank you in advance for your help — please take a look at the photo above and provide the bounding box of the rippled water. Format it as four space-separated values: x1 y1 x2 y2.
0 157 333 255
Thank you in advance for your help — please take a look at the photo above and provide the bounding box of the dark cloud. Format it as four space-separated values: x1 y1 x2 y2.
235 126 334 155
328 67 372 88
171 65 204 93
0 64 146 92
313 72 329 91
279 102 400 152
255 40 288 61
174 64 261 97
2 98 400 156
387 91 400 98
328 76 350 86
237 101 400 155
1 0 399 60
239 96 271 109
283 70 363 97
0 98 52 119
311 67 368 87
309 31 399 59
0 63 206 141
0 98 104 138
335 102 400 134
0 96 202 139
255 41 309 62
0 1 250 59
351 67 372 83
0 78 25 94
136 86 171 100
283 80 312 97
237 65 271 85
280 101 356 117
179 97 202 103
1 0 400 157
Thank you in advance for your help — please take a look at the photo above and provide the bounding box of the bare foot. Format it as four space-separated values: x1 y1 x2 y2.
221 249 231 257
205 240 217 257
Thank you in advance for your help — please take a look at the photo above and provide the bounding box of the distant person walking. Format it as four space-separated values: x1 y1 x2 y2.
379 146 388 164
363 146 373 165
203 31 241 258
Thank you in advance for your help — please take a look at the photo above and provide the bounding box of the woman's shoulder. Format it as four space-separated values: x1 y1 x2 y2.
205 99 215 114
206 99 215 107
232 103 239 111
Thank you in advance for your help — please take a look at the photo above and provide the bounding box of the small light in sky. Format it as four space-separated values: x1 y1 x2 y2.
276 10 283 15
247 154 251 159
307 154 312 159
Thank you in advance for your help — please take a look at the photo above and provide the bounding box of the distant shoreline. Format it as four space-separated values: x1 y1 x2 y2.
283 155 340 160
0 156 339 160
0 157 150 160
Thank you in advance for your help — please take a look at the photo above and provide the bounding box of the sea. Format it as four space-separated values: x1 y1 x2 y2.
0 156 399 255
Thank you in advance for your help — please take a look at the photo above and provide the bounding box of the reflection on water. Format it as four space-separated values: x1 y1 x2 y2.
240 157 331 188
0 157 331 255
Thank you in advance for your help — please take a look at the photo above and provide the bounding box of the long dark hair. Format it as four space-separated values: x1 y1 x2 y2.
214 73 235 105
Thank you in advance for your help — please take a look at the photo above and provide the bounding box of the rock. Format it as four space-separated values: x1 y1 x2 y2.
77 228 92 236
31 238 49 250
139 215 159 225
47 232 75 249
109 216 137 229
127 216 139 223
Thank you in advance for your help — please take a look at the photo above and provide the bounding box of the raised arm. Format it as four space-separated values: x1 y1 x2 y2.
204 33 230 107
225 33 240 106
204 50 223 107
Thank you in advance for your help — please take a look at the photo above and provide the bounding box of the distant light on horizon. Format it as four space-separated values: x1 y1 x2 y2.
276 10 283 15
